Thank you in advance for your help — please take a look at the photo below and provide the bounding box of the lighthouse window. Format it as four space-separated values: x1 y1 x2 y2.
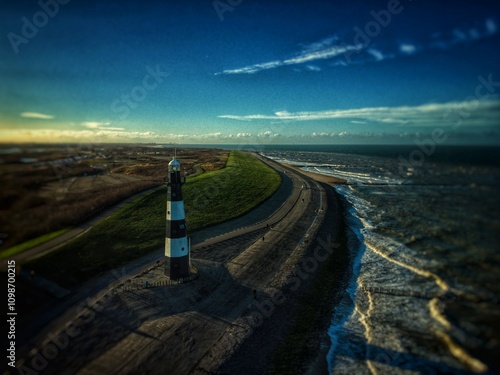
167 211 170 215
180 224 185 229
181 247 185 251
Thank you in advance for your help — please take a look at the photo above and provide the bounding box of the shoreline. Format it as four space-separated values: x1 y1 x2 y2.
282 162 347 185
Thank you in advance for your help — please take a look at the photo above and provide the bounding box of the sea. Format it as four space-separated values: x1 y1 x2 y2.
258 145 500 375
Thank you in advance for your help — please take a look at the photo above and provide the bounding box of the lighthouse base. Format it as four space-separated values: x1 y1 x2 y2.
164 255 190 279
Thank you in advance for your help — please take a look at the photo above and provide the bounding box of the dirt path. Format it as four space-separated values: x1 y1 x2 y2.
11 157 335 375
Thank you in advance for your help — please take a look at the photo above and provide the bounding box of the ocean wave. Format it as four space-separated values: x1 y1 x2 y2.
328 186 488 374
302 165 406 185
265 147 499 373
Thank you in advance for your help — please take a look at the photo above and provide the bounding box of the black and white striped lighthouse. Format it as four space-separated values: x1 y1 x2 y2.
164 155 190 279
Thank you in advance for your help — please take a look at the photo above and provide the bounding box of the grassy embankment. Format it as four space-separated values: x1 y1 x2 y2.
26 151 281 287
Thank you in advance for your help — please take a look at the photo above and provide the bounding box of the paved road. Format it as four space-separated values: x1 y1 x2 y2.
12 155 328 375
191 156 300 247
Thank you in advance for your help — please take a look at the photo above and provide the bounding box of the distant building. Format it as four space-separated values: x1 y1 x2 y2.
164 156 190 279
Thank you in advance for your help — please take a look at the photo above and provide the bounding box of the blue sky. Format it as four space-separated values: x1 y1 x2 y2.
1 0 499 144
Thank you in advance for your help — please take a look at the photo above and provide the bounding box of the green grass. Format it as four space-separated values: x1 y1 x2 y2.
26 151 281 286
0 228 69 260
183 150 281 229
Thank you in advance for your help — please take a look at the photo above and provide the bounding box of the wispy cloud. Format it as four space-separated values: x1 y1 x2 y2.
367 48 385 61
282 43 362 65
216 18 498 75
215 37 362 75
20 112 54 120
81 121 125 131
81 121 109 129
306 65 321 72
430 18 498 50
486 18 497 34
399 44 417 55
219 100 500 127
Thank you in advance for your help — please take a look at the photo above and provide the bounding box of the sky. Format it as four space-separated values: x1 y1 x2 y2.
1 0 500 145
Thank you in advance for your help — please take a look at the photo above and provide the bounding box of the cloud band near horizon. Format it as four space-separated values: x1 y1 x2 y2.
218 99 500 128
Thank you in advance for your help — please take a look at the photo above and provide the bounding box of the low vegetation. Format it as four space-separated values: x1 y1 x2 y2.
26 151 281 287
0 145 228 251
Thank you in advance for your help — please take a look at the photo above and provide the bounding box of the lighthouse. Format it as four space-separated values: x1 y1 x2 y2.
164 155 190 279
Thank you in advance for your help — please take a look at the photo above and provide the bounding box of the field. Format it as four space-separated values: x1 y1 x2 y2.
25 151 281 287
0 144 228 253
